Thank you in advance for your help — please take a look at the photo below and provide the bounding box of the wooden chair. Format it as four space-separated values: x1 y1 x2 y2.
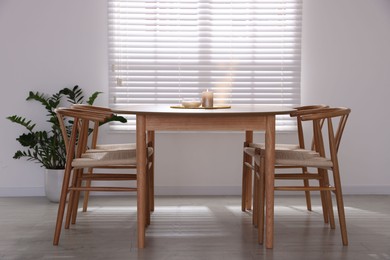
70 104 155 215
53 107 153 245
251 107 351 246
242 105 328 225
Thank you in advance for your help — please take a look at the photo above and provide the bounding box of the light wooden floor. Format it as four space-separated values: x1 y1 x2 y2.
1 195 389 260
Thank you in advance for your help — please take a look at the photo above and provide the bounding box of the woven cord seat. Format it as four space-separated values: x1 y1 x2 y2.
78 147 153 167
245 146 332 168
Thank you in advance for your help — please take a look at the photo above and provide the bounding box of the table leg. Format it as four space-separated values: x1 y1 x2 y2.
265 115 275 249
136 115 147 248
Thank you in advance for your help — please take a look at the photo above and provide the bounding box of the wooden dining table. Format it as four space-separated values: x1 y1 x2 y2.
113 104 294 249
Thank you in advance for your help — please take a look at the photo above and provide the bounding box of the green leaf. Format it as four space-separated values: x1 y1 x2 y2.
6 115 36 131
17 133 38 147
87 91 103 105
60 85 85 104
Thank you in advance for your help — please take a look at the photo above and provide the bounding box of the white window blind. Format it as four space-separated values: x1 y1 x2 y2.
108 0 302 131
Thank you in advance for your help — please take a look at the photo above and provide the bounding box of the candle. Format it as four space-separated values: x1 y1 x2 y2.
201 89 213 108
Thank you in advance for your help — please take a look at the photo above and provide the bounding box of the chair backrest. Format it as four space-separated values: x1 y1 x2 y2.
291 105 329 150
70 105 115 150
55 107 112 158
301 107 351 161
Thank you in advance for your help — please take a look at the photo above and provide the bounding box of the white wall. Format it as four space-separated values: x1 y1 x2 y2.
0 0 109 195
301 0 390 193
1 0 389 196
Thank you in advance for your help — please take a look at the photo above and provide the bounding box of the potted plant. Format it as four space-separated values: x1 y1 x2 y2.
6 85 125 202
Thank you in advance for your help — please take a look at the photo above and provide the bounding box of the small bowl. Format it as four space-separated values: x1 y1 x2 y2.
181 99 201 109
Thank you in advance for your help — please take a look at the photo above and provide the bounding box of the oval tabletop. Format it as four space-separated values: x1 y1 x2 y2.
112 104 294 115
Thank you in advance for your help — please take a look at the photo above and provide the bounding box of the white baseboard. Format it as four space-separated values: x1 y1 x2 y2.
1 185 390 197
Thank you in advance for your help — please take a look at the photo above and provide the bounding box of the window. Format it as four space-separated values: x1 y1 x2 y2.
108 0 302 131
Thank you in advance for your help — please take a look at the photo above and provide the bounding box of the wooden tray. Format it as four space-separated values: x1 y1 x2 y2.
170 105 231 109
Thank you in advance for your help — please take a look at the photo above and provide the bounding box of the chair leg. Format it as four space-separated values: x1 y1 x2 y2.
245 163 253 211
82 189 90 212
242 146 253 211
149 163 154 213
65 169 79 229
323 171 335 229
252 167 258 227
70 170 83 225
148 131 155 212
302 167 312 211
242 151 248 212
325 191 335 229
82 168 94 212
332 166 348 245
257 158 265 244
242 133 253 212
53 166 72 245
318 169 329 224
146 167 151 227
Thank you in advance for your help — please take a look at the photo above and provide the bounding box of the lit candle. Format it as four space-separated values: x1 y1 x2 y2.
201 89 213 108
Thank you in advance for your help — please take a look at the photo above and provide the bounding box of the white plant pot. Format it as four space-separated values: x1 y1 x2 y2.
44 169 65 203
